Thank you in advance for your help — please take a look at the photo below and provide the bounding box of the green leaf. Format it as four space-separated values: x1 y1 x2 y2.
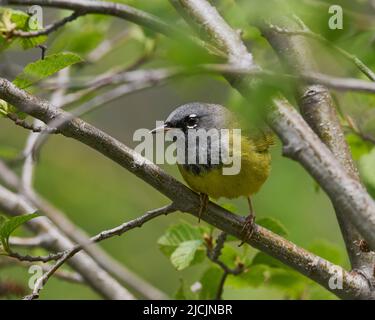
0 213 39 252
199 266 223 300
219 244 242 269
13 52 82 88
0 8 46 51
158 222 208 270
158 221 207 256
257 217 288 237
0 99 10 117
170 240 203 271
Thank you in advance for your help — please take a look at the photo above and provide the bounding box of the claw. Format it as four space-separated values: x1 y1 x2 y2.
238 214 255 247
238 196 256 247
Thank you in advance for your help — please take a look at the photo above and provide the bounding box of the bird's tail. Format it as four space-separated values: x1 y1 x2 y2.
253 129 275 153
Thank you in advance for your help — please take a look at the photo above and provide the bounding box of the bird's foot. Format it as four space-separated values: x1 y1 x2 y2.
198 193 209 223
238 213 255 247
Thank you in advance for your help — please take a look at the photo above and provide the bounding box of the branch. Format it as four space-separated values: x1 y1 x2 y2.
11 11 83 38
6 113 58 134
0 256 84 284
259 16 374 275
0 79 373 299
8 235 48 248
266 21 375 81
8 0 172 36
23 204 176 300
0 160 168 300
0 184 135 300
28 68 174 159
206 232 244 300
43 66 375 94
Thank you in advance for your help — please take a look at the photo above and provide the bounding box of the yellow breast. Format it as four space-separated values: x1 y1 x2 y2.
178 135 271 199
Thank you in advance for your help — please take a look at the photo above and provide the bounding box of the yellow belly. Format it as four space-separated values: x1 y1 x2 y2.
178 140 271 199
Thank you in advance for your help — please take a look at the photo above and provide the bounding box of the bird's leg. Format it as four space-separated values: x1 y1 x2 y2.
238 196 256 247
198 193 209 223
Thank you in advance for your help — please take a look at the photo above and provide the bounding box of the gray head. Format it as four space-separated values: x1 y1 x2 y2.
163 102 233 133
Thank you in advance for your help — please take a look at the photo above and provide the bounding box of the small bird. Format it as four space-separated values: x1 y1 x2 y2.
151 102 273 243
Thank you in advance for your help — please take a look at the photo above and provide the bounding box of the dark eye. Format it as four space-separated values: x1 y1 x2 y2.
185 114 198 129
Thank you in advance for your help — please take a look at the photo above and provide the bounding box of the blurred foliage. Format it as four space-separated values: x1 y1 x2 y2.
0 0 374 300
0 8 46 51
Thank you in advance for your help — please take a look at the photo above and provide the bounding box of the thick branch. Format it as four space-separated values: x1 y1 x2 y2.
259 17 373 273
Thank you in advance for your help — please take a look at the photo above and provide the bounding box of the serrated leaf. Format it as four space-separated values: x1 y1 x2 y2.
158 222 208 257
199 266 223 300
170 240 202 271
0 213 39 252
13 52 82 88
257 217 288 237
0 8 46 51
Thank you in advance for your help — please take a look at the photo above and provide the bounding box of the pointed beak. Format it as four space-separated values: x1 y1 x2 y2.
149 123 171 134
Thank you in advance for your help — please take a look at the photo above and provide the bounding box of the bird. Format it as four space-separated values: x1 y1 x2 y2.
151 102 273 244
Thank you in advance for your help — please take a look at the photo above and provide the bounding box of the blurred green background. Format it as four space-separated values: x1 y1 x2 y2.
1 0 374 300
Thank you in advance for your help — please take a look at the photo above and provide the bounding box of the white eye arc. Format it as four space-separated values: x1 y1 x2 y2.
186 114 198 129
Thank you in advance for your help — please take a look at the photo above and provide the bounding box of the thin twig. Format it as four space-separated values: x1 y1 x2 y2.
9 235 49 248
206 232 244 300
23 204 176 300
0 256 84 284
266 23 375 82
11 11 84 38
6 113 58 134
0 160 169 300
